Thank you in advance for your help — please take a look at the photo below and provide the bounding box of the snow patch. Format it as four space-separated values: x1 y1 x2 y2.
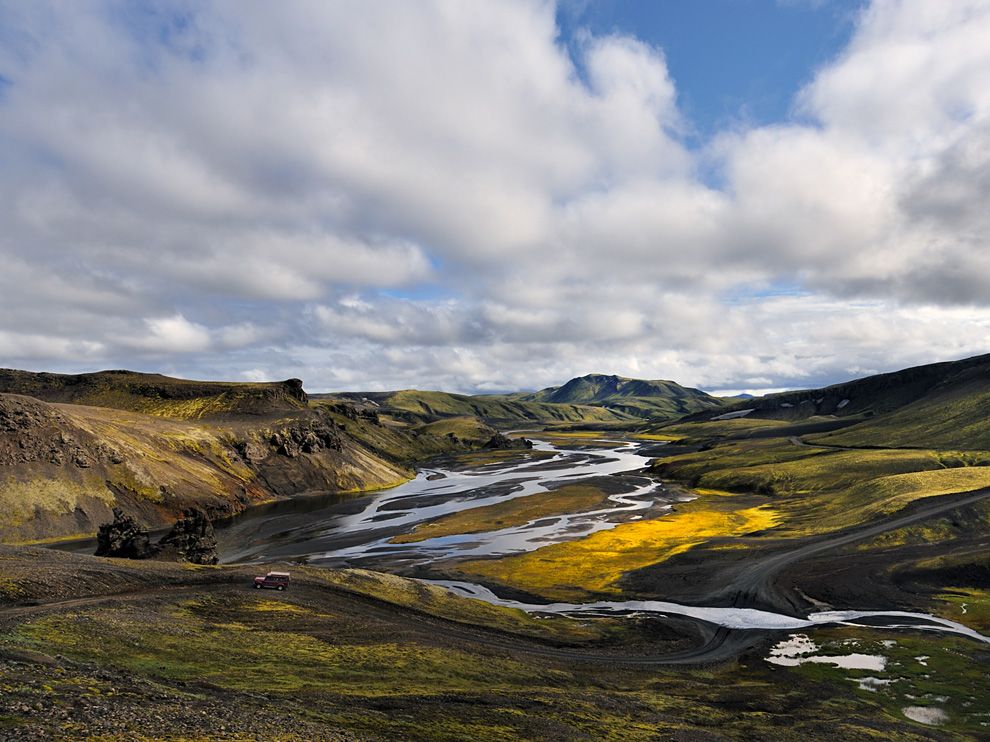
711 408 754 421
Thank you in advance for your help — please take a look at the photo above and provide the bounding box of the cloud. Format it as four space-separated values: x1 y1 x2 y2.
0 0 988 391
136 315 212 354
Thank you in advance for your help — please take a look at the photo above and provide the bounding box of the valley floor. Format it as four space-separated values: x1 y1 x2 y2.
2 546 986 741
2 422 990 740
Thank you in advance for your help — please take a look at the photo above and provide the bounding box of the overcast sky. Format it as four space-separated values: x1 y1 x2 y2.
1 0 989 394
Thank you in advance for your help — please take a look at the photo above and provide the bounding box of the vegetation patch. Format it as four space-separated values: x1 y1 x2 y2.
459 502 779 600
0 474 113 530
769 628 990 737
10 602 564 697
390 484 610 544
933 588 990 633
306 568 607 642
653 429 990 536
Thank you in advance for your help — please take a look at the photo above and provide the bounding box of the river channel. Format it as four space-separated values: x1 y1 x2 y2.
215 439 990 643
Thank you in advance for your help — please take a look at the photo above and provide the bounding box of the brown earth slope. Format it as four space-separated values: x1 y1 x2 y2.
0 388 475 544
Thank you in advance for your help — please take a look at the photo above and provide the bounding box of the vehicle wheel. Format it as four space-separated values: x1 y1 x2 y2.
254 583 261 589
277 585 284 591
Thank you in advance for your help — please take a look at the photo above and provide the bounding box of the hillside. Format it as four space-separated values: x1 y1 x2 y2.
515 373 723 420
333 389 632 425
671 352 990 450
0 389 481 543
0 369 308 420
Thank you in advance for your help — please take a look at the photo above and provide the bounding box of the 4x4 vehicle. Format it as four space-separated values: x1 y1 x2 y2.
253 571 290 590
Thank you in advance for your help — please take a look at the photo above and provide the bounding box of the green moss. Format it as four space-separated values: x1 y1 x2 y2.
306 568 607 642
652 429 990 536
11 601 567 697
776 629 990 736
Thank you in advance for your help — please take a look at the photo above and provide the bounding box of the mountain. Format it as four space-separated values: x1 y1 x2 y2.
0 373 490 543
0 369 308 420
515 374 724 420
331 389 632 425
680 352 990 450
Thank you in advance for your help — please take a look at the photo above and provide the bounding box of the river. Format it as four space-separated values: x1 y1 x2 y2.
214 439 989 643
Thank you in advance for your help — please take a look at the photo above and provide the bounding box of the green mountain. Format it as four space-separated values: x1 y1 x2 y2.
515 374 723 420
332 389 632 425
684 352 990 450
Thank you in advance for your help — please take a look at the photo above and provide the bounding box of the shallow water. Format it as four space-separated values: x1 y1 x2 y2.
423 579 990 641
902 706 949 725
764 633 888 670
217 440 664 565
214 438 990 644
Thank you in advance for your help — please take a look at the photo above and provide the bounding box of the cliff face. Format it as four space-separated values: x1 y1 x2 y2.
0 390 466 543
0 369 309 420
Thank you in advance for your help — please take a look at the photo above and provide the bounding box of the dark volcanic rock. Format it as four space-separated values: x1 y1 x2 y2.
269 419 343 458
483 432 534 450
95 507 155 559
157 508 219 565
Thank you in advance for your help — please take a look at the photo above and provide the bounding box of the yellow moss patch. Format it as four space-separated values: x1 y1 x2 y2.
0 475 113 529
308 568 605 642
390 484 609 544
8 532 94 546
846 467 990 515
460 505 780 600
0 577 27 599
248 600 312 615
691 488 738 497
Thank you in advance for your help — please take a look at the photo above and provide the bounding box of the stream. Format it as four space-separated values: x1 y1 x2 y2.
215 439 989 642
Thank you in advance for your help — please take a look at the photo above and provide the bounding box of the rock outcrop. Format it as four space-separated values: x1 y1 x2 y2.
0 394 123 468
483 432 534 450
95 507 155 559
268 419 343 458
156 508 219 565
95 507 219 564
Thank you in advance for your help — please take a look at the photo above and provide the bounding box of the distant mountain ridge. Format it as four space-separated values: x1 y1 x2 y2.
331 389 631 425
513 373 723 420
681 352 990 450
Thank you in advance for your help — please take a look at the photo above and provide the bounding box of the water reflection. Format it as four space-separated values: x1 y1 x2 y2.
217 440 663 566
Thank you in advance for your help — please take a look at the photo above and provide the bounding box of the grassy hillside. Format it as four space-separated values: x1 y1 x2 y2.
0 369 309 420
809 365 990 449
335 389 631 425
681 353 990 431
516 373 723 421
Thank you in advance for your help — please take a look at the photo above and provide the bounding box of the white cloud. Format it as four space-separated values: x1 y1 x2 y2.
136 315 213 354
0 0 988 392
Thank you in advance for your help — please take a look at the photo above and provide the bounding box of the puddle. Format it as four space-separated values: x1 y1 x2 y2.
765 634 887 670
902 706 948 725
856 676 895 692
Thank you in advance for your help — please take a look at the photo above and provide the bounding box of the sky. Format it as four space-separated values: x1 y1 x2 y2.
0 1 989 395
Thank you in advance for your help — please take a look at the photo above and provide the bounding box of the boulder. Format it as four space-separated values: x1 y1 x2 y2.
483 432 534 450
94 507 155 559
157 508 219 565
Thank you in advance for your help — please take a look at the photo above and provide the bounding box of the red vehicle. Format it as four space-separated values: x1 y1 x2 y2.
253 571 290 590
